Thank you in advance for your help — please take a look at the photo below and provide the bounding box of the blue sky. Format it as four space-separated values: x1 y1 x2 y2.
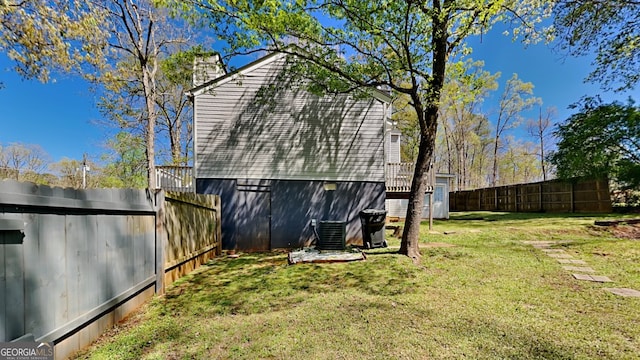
468 26 639 128
0 55 105 163
0 27 638 165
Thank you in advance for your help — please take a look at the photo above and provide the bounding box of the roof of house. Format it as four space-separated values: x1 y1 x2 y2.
186 51 392 103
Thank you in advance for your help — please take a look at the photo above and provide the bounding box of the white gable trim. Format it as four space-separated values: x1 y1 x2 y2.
187 52 284 97
187 52 392 104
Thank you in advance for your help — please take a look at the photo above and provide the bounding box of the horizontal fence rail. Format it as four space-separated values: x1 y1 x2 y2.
450 178 612 213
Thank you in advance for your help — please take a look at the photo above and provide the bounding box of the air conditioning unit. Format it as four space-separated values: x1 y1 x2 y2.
317 221 346 251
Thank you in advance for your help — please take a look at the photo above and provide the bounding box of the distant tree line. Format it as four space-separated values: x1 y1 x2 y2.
0 141 147 189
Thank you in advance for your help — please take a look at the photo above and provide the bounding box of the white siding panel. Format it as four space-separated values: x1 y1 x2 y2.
387 131 401 163
195 55 385 182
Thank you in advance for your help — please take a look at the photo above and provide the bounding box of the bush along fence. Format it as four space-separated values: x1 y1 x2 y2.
0 179 221 359
450 178 612 213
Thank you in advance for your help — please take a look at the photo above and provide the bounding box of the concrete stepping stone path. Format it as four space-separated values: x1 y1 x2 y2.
604 288 640 297
572 274 613 282
524 240 640 296
556 259 587 265
562 266 596 273
547 253 574 259
541 249 567 253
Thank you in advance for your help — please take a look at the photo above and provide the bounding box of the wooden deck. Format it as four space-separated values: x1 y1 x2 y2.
385 162 433 195
156 163 432 195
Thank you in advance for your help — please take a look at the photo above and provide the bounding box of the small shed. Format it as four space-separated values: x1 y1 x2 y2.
383 129 455 220
385 174 455 219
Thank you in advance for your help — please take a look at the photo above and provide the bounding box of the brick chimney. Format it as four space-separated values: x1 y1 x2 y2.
193 54 226 87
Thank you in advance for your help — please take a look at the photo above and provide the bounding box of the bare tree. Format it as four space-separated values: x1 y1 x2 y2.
0 143 50 181
491 74 540 187
527 106 556 181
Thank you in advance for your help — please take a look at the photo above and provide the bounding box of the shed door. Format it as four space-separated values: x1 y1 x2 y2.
236 180 271 251
433 184 447 219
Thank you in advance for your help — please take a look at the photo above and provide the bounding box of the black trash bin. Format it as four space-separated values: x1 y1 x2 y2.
359 209 388 249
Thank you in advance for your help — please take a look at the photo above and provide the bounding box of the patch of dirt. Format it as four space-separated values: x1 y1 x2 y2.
419 242 456 248
609 223 640 239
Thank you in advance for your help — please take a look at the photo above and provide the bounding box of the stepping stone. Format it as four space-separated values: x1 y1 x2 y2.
547 253 574 259
604 288 640 297
562 266 596 273
572 274 612 282
557 259 587 265
541 249 566 253
533 245 551 249
523 241 556 248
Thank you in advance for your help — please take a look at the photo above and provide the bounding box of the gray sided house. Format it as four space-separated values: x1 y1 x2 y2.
188 52 391 251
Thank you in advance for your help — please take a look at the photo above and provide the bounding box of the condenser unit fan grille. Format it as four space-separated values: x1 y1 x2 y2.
317 221 346 251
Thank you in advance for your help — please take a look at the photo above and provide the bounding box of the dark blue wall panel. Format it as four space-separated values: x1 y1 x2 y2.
197 178 385 251
196 179 238 250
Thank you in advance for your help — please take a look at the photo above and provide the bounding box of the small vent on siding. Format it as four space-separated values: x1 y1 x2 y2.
317 221 346 251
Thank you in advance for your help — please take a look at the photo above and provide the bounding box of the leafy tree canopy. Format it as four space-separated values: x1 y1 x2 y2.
554 0 640 91
549 97 640 189
0 0 108 82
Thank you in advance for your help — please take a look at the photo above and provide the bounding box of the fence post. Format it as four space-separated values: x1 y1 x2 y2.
215 195 222 255
153 189 166 295
539 183 543 211
570 182 575 213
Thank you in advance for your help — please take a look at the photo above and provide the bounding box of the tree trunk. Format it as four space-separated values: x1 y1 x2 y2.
170 122 182 165
399 2 448 263
492 135 499 187
399 129 437 262
143 68 157 190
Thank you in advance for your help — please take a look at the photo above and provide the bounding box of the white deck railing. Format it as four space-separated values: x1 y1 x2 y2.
385 162 434 193
156 166 194 192
155 163 431 193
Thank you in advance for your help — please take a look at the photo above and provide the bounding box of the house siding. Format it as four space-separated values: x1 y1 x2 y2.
386 131 401 163
194 54 385 182
197 178 385 251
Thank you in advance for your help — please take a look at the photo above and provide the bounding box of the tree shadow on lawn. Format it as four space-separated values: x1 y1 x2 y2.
159 251 426 317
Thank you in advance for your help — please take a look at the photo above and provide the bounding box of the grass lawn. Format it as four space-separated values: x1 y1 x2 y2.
71 212 640 360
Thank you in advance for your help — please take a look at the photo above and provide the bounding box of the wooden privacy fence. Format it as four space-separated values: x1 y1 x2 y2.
0 180 220 359
161 191 222 287
450 178 612 213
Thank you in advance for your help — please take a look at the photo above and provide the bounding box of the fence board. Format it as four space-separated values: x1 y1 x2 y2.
4 233 24 340
0 229 5 341
41 215 67 330
163 191 221 287
450 178 612 213
66 216 81 321
95 215 109 315
77 215 101 318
